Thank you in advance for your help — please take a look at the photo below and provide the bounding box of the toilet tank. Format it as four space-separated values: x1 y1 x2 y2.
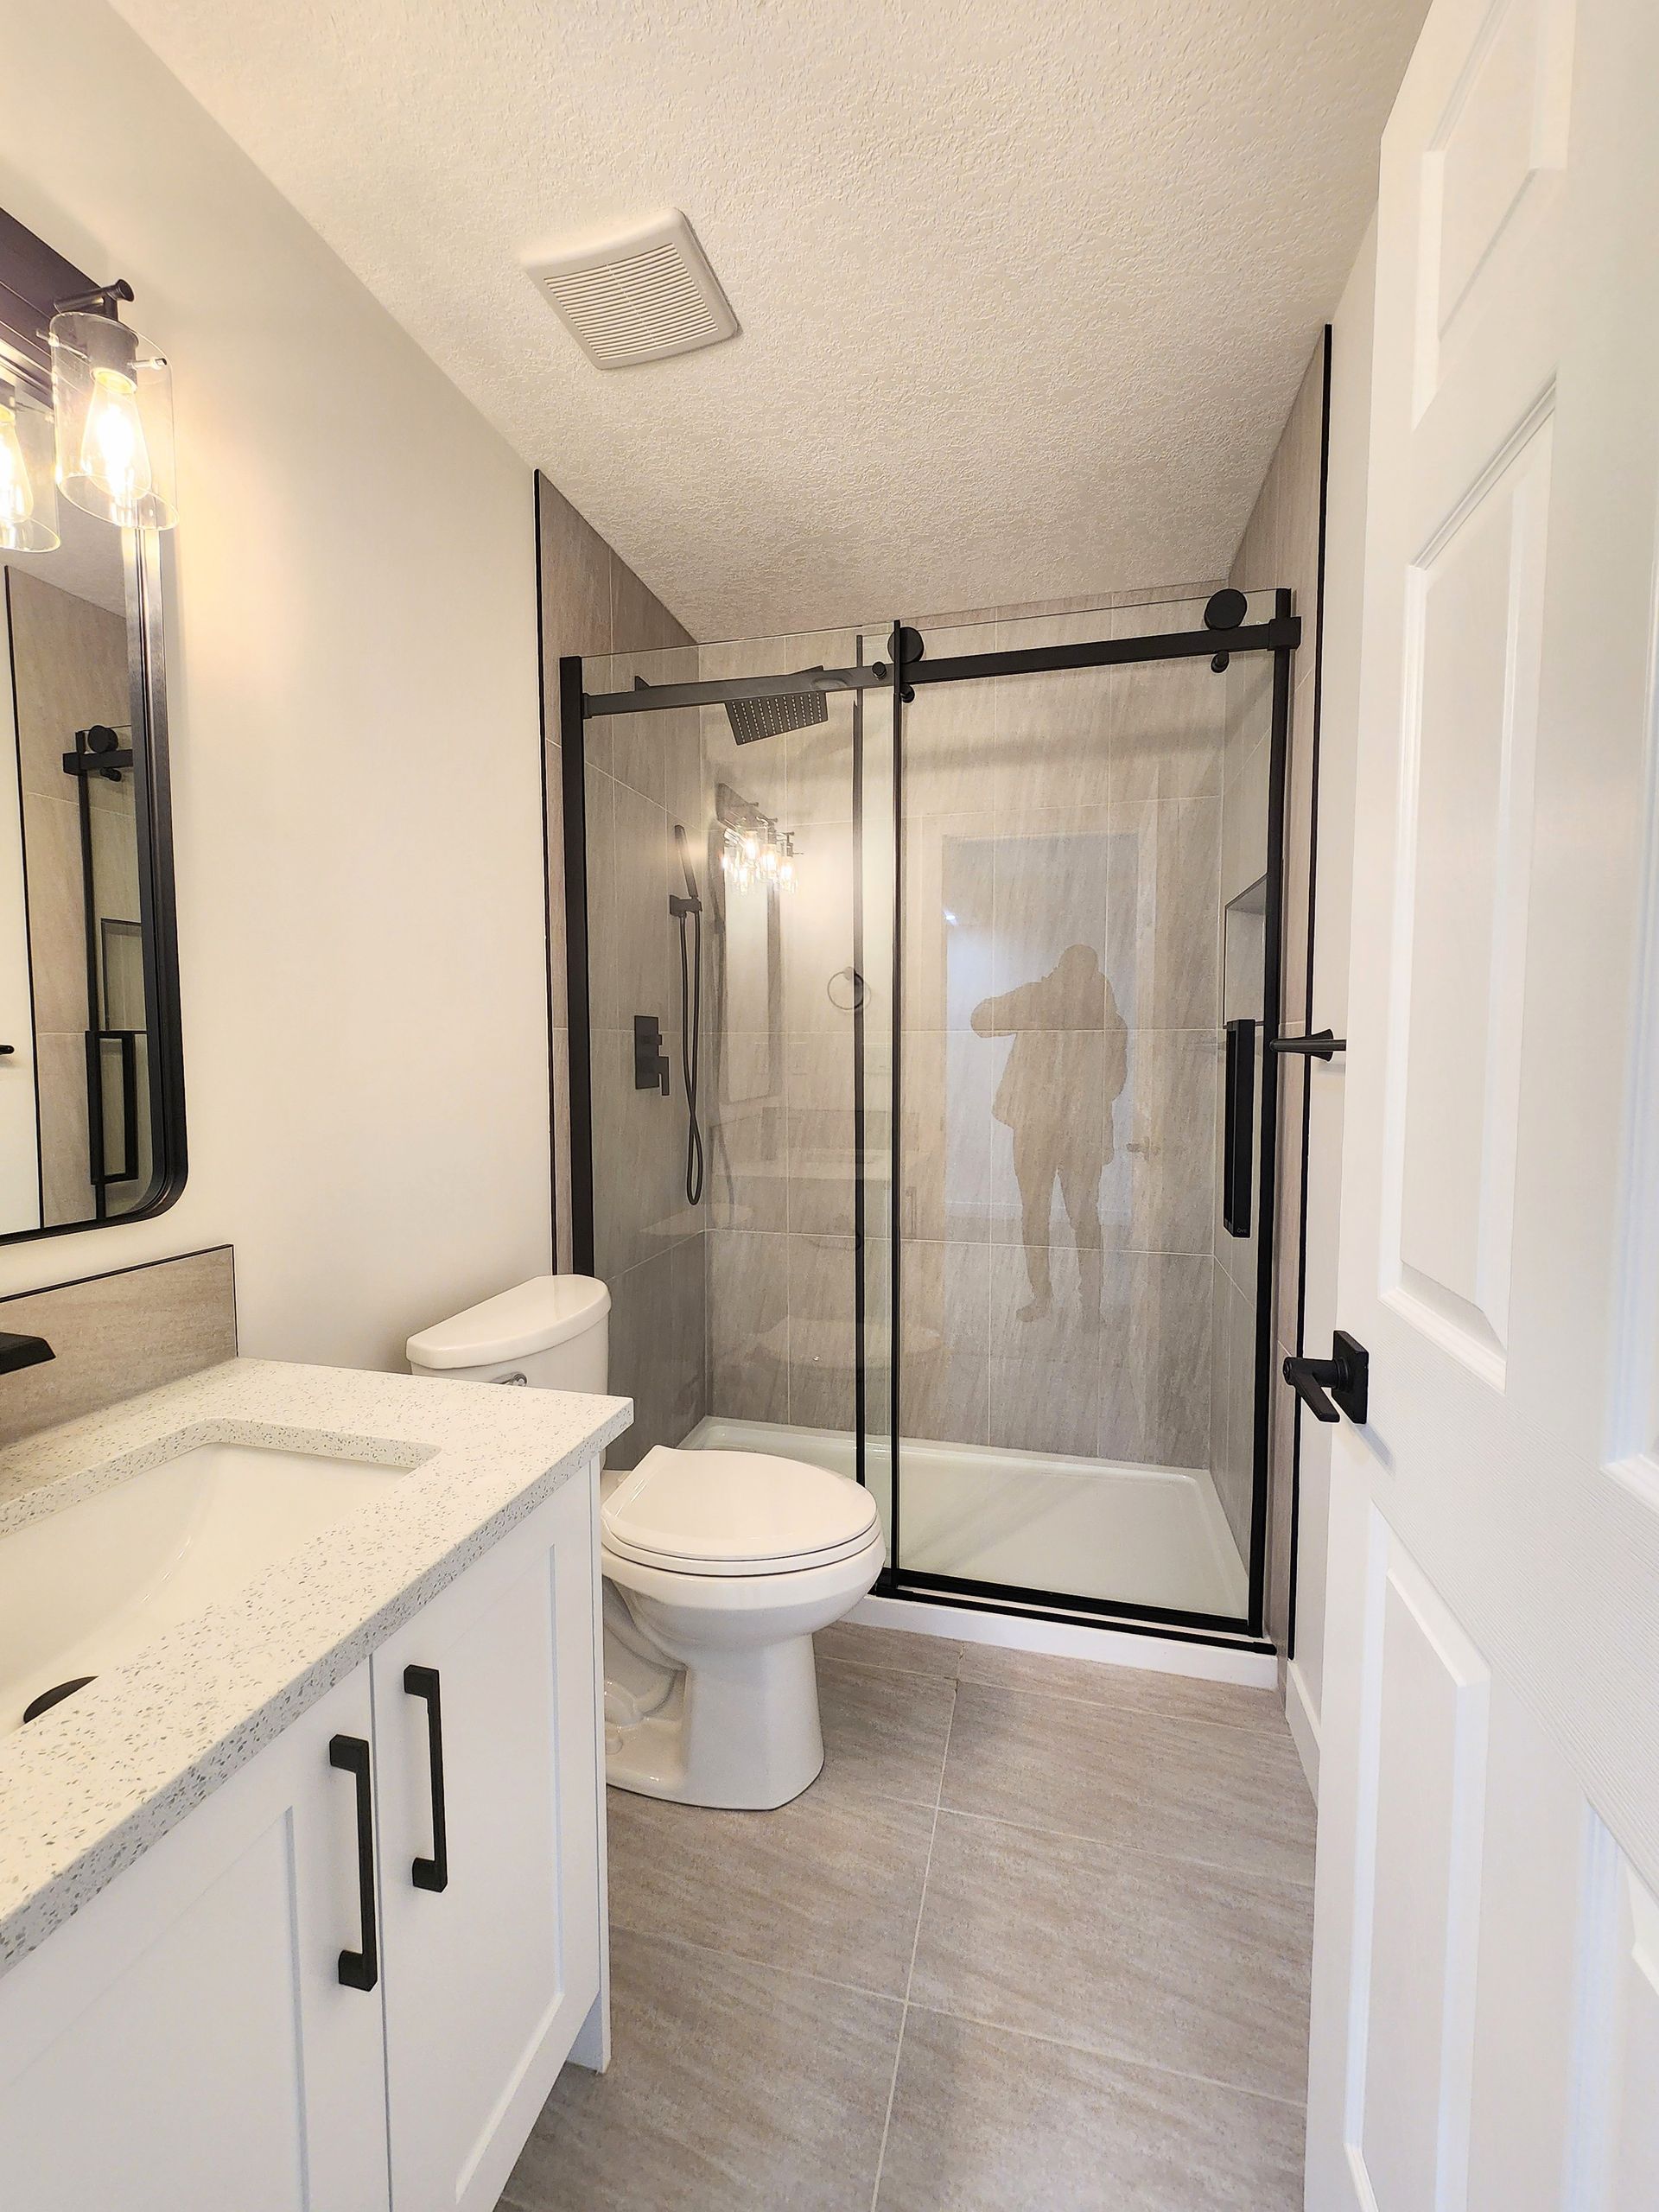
406 1276 609 1393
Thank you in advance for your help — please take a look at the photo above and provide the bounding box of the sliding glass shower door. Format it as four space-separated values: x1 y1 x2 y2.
562 589 1294 1640
885 594 1289 1631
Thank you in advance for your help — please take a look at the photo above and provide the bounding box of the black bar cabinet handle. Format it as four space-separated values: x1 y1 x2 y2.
328 1733 378 1991
403 1664 449 1893
1222 1017 1255 1237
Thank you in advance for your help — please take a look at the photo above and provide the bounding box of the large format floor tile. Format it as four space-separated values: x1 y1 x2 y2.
814 1656 956 1808
941 1681 1317 1884
607 1783 937 1997
521 1624 1313 2211
910 1810 1313 2104
504 1929 902 2212
816 1618 964 1681
874 2009 1306 2212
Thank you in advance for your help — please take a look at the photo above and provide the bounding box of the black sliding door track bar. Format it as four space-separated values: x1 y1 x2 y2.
581 616 1302 719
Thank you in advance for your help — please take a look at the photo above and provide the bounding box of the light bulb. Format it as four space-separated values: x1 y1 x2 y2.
0 404 34 531
79 365 152 515
743 833 759 861
761 845 778 874
779 859 795 887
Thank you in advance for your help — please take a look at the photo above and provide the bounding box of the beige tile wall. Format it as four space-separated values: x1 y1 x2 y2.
0 1246 236 1448
537 477 708 1469
1223 337 1330 1663
897 592 1225 1478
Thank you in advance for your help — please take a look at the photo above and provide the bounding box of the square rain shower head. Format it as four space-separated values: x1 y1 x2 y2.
725 675 830 745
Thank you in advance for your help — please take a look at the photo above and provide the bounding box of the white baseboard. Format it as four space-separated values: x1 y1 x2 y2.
1284 1657 1321 1802
849 1592 1279 1688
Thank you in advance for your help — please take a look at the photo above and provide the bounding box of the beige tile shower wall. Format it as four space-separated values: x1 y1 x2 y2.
697 589 1233 1471
899 591 1224 1475
537 476 708 1468
1224 336 1330 1672
8 570 130 1227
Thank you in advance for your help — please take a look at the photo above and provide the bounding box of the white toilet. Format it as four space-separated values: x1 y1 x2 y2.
407 1276 885 1811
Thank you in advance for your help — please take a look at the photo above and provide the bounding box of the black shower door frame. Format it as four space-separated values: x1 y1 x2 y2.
558 592 1299 1649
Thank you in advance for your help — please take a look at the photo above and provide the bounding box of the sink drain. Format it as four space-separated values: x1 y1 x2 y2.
22 1676 95 1724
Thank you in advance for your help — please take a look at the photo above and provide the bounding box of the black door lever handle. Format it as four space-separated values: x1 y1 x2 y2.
1283 1331 1369 1424
1269 1029 1345 1061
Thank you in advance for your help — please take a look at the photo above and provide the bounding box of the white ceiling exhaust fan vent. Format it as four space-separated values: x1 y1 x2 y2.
525 210 739 370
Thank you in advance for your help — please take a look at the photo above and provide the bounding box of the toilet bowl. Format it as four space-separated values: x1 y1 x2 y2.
407 1280 884 1813
601 1446 884 1808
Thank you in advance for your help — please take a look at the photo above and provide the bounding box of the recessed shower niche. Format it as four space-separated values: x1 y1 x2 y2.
560 588 1297 1644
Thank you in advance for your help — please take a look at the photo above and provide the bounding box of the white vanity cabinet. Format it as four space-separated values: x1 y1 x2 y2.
372 1468 603 2212
0 1660 392 2212
0 1462 605 2212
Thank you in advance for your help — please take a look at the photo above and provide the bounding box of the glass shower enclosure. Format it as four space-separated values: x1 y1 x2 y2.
561 587 1297 1646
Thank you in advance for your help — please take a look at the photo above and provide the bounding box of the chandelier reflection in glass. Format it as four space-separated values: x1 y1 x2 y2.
720 808 796 895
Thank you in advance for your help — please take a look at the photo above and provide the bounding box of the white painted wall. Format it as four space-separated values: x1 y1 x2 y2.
1287 214 1378 1759
0 0 550 1368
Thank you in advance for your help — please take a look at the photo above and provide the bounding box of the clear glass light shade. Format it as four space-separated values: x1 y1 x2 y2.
0 382 60 551
50 309 177 531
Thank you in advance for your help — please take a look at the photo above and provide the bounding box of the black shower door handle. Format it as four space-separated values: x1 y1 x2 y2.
328 1733 378 1991
404 1664 449 1892
1222 1019 1255 1237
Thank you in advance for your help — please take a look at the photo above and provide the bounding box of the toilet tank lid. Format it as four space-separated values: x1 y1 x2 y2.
406 1275 610 1369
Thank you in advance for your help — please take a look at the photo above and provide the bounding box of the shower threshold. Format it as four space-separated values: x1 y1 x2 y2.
683 1415 1249 1628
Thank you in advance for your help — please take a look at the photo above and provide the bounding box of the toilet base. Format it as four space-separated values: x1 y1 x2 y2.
603 1627 827 1810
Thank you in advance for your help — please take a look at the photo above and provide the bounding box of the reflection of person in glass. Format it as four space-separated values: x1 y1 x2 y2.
972 944 1128 1318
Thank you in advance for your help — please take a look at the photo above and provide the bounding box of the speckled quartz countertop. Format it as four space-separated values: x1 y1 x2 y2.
0 1357 631 1977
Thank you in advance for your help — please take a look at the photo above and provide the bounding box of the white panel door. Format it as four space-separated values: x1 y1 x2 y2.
1306 0 1659 2203
374 1467 603 2212
0 1662 390 2210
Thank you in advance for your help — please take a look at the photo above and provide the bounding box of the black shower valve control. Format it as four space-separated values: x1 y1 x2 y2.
633 1014 671 1096
1282 1332 1370 1426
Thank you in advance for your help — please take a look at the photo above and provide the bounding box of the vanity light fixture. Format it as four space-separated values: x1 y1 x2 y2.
50 280 177 531
0 375 59 550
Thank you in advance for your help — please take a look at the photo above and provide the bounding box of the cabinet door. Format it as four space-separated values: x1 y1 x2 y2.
0 1663 390 2212
373 1466 602 2212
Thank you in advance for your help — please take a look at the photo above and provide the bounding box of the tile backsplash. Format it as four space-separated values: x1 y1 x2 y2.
0 1248 237 1450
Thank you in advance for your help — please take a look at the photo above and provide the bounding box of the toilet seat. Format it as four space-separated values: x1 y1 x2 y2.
601 1446 880 1577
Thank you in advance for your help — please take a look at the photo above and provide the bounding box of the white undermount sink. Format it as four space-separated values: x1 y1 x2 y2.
0 1439 408 1734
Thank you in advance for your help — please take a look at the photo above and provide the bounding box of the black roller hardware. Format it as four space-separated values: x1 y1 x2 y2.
328 1733 378 1991
404 1665 450 1893
1282 1332 1370 1425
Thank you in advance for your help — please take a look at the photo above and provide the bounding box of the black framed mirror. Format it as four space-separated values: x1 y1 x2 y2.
0 208 185 1240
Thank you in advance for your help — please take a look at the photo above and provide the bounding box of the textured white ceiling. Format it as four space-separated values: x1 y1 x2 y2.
109 0 1424 638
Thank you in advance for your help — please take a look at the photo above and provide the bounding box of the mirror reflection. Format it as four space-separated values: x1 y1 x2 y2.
1 498 155 1233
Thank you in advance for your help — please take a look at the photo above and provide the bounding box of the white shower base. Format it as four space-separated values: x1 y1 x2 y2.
682 1416 1249 1622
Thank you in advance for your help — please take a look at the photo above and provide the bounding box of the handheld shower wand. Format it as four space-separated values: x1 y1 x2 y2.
671 825 705 1208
